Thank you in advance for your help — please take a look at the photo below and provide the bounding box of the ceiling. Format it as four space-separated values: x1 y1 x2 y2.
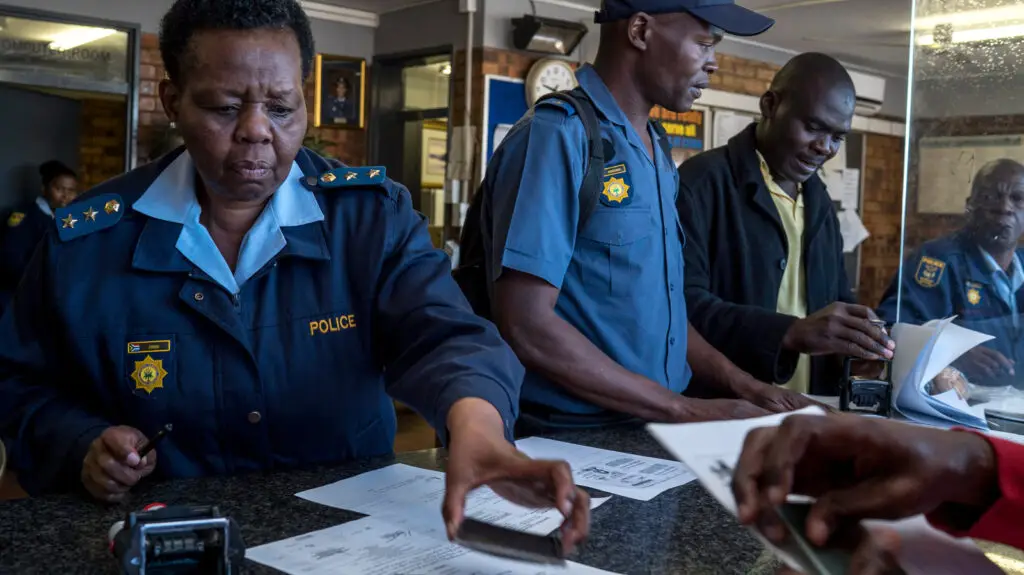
315 0 443 14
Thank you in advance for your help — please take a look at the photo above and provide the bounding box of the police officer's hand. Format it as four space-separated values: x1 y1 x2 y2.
674 398 771 422
782 303 895 361
81 426 156 503
441 399 589 552
744 384 831 414
956 346 1015 381
731 414 999 548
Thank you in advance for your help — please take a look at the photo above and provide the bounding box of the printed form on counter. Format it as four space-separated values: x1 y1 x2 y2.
514 437 696 501
297 463 610 536
248 515 618 575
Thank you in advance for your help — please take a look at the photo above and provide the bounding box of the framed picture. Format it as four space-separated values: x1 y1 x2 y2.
314 54 366 129
421 121 448 188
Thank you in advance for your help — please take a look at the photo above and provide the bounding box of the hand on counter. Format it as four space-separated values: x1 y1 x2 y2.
441 398 590 551
739 381 829 414
673 397 771 422
955 346 1015 381
730 414 999 547
782 303 895 362
82 426 157 503
776 526 905 575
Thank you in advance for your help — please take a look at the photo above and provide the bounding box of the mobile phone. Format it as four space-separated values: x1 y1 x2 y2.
773 502 852 575
454 518 566 566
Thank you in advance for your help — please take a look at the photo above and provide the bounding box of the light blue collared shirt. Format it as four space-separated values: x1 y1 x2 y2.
35 197 53 218
979 247 1024 328
133 151 324 294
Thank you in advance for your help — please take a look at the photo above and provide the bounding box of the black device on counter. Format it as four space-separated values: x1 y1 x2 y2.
111 505 245 575
454 518 566 566
839 321 893 417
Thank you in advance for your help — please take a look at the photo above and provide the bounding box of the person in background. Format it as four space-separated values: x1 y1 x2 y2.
0 0 589 548
0 160 78 310
732 414 1024 572
483 0 815 437
878 159 1024 390
678 53 894 398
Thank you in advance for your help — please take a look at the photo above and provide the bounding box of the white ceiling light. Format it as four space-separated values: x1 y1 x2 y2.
48 27 117 51
917 23 1024 46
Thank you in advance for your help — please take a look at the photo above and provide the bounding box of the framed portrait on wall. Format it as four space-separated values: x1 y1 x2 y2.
314 54 366 129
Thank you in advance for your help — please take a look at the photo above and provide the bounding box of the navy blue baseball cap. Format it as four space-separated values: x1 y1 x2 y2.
595 0 774 37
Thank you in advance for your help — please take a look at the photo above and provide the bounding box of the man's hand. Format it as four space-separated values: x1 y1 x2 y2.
740 383 829 414
81 426 157 503
955 346 1015 381
441 399 589 553
782 303 894 361
672 397 771 422
731 414 999 547
777 527 905 575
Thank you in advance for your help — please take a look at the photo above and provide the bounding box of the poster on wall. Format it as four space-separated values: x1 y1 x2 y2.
713 111 757 148
421 123 448 189
657 108 707 167
314 54 366 129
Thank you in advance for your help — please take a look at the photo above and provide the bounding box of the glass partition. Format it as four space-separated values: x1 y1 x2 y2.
900 0 1024 424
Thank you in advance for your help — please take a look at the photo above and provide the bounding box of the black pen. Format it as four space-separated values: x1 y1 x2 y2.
138 423 173 459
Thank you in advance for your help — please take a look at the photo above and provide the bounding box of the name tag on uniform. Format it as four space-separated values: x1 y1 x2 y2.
601 163 633 207
309 314 358 336
126 336 175 396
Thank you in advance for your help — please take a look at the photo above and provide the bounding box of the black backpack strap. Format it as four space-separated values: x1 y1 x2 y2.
536 88 605 229
649 119 675 166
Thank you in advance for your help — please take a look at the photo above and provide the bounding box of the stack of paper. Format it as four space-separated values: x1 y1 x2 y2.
890 317 994 429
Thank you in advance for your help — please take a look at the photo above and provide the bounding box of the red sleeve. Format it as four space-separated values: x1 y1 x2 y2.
928 435 1024 549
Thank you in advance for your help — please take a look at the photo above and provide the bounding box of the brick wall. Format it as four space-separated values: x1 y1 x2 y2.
78 98 128 190
859 134 905 306
136 33 366 165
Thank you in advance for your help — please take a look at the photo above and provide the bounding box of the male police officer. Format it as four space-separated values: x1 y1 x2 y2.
678 53 894 397
482 0 814 435
0 0 589 548
878 159 1024 389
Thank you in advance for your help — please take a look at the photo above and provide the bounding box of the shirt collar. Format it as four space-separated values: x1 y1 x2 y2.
35 196 53 218
756 150 802 203
132 150 324 227
979 247 1024 292
576 65 630 129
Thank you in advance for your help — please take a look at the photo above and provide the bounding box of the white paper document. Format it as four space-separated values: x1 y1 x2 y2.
297 464 610 536
515 437 696 501
836 209 870 253
247 515 618 575
646 409 1003 575
891 318 994 429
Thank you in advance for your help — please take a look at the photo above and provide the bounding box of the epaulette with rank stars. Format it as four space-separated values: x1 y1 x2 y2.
303 166 387 190
54 193 124 242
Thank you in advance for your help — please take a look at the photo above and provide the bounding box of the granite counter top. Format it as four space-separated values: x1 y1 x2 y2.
0 426 777 574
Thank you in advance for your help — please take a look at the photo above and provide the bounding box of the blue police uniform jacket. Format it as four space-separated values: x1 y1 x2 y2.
0 198 53 311
0 147 523 494
877 230 1024 388
482 65 690 418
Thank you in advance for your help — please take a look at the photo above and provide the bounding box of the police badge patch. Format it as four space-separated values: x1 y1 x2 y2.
914 256 946 288
600 164 633 207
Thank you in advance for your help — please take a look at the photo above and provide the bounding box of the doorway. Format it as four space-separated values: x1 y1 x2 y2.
371 48 453 247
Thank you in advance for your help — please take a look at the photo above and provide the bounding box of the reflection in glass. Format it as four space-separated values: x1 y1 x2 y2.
892 0 1024 414
0 16 129 84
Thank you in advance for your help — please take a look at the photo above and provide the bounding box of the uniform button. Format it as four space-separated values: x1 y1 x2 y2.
194 292 204 302
248 411 262 424
779 258 788 271
670 283 676 291
669 337 677 345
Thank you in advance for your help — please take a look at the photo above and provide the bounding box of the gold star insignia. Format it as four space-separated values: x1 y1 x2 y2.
369 169 380 178
321 172 337 183
104 199 120 214
345 172 358 181
61 214 78 229
83 207 98 221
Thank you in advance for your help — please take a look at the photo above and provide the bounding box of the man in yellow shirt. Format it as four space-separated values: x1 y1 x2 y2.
677 53 893 396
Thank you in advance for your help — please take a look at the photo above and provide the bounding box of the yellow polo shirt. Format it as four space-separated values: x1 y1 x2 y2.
757 151 810 394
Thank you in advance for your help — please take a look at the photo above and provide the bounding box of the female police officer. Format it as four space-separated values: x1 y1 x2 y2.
0 0 588 547
0 161 78 310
